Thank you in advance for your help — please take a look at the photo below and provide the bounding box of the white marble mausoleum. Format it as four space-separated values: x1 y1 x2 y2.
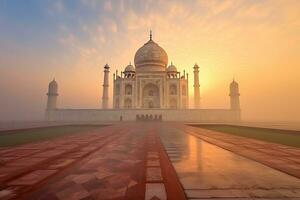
45 32 241 122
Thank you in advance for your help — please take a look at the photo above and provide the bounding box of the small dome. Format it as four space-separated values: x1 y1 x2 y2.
48 78 58 94
104 64 109 69
124 63 135 72
134 32 168 72
230 79 239 89
49 79 57 87
167 62 177 72
230 79 238 86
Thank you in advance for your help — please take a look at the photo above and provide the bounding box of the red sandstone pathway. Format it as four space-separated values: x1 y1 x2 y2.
1 122 300 200
0 123 185 200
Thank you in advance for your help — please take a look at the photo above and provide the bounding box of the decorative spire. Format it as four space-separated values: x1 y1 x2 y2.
150 30 152 40
50 78 57 84
232 77 238 84
104 63 109 69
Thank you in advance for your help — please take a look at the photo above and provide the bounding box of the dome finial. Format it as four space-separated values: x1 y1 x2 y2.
150 30 152 40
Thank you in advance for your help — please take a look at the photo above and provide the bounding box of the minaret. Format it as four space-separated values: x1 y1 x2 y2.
229 79 240 110
102 64 110 109
46 78 58 110
193 63 200 108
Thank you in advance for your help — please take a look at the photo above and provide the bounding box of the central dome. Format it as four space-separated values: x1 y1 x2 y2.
134 34 168 72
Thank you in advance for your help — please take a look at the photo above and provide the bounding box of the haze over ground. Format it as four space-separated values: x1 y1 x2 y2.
0 0 299 121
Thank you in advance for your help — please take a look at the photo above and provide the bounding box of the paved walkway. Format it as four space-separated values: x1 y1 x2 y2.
178 124 300 178
0 122 299 200
0 123 185 200
161 123 300 199
0 125 123 199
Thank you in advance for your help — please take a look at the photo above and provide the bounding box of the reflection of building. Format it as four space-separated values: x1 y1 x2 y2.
45 32 241 122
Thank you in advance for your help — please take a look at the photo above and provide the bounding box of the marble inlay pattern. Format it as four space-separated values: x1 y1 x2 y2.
145 183 167 200
144 132 167 200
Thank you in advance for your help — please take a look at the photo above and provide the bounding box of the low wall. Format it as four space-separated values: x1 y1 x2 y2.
46 109 241 122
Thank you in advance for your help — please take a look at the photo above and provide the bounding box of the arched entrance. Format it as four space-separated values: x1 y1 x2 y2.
125 84 132 95
142 83 160 108
124 98 132 108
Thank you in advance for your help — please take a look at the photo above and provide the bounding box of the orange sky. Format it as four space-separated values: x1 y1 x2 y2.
0 0 299 121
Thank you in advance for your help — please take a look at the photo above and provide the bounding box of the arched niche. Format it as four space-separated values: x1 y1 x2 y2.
142 83 160 108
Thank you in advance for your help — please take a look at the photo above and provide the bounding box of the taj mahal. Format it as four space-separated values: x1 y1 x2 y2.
45 32 241 122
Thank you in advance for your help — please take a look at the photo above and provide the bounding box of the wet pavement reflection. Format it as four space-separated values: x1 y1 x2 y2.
159 124 300 199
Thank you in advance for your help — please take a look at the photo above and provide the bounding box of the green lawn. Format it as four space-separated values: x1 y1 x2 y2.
190 124 300 148
0 125 106 147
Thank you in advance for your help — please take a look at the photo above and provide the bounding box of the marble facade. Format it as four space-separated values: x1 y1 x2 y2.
45 32 241 122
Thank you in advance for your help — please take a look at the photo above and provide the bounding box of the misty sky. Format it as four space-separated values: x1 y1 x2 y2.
0 0 299 121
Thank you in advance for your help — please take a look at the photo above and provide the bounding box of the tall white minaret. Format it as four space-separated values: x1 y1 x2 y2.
46 79 58 120
102 64 110 109
193 63 200 108
46 79 58 110
229 79 240 110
